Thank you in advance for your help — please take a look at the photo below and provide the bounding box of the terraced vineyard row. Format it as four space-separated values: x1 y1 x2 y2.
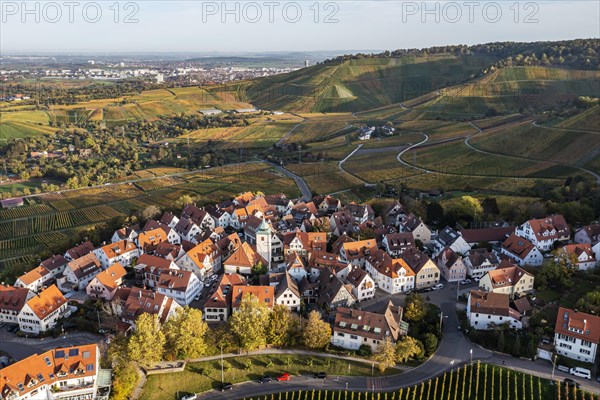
0 205 124 240
0 203 53 220
0 232 69 260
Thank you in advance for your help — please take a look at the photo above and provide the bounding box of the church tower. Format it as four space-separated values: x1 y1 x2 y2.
256 218 272 269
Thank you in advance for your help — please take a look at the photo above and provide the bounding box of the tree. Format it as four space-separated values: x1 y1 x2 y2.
111 361 139 400
267 304 294 347
395 336 422 363
575 289 600 315
251 261 267 276
163 307 209 359
176 195 195 209
536 260 573 291
127 313 166 365
141 205 161 221
229 293 270 351
445 196 483 224
404 293 427 322
423 332 438 356
302 311 331 349
373 337 396 372
425 202 444 225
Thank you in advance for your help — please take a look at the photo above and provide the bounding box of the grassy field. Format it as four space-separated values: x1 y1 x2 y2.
553 105 600 131
283 119 352 144
0 110 57 140
140 354 396 400
286 162 365 194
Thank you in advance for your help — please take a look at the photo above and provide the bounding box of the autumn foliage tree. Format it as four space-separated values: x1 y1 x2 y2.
164 307 209 359
373 337 397 371
127 313 166 366
302 311 331 349
229 293 270 351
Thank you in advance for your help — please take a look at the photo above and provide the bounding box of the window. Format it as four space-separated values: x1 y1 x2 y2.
69 348 79 357
86 364 94 371
44 356 51 366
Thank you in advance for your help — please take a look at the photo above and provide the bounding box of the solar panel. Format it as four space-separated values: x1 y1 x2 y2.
55 350 65 358
68 348 79 357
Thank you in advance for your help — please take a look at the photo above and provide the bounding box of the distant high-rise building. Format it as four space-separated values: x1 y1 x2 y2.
305 60 310 68
156 73 164 83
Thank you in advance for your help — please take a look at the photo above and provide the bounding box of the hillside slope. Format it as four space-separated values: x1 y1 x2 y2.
224 54 498 113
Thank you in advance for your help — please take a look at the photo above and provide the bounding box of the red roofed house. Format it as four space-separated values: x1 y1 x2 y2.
112 287 180 329
223 242 267 275
467 290 523 330
515 215 570 252
86 263 127 301
156 269 202 306
558 243 597 271
554 307 600 363
479 265 534 299
93 240 140 268
0 285 33 325
500 234 543 267
231 285 275 311
17 285 70 334
203 273 246 321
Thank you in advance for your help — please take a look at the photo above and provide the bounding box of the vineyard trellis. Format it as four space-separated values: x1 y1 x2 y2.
242 364 599 400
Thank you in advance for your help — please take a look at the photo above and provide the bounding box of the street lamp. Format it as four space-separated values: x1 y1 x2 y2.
551 354 558 380
456 280 460 301
439 311 444 334
469 349 473 364
220 345 224 385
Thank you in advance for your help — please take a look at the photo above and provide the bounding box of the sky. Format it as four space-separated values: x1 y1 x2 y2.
1 1 599 54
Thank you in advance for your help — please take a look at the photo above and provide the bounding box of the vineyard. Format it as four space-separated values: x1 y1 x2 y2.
244 363 598 400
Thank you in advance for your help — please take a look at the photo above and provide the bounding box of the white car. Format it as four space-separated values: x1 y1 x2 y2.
432 283 444 290
460 279 471 285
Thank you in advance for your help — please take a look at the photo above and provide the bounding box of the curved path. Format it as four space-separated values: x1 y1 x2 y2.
337 144 374 186
195 301 600 400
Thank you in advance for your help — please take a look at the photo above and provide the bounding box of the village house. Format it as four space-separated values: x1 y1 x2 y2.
93 240 140 269
500 234 544 267
111 225 140 243
478 264 534 299
40 255 70 280
203 273 246 322
402 247 440 289
135 254 179 288
463 248 500 279
554 307 600 364
160 211 180 229
156 269 202 306
112 287 180 329
467 290 523 330
283 230 327 258
176 239 222 280
137 226 180 253
345 267 376 301
86 263 127 301
574 223 600 245
382 232 415 257
435 247 467 282
432 227 471 257
329 210 356 237
340 239 378 267
0 344 108 400
459 226 515 246
286 253 309 282
265 193 295 213
223 242 268 275
558 243 597 270
0 285 32 325
64 241 95 261
313 195 342 215
173 217 202 242
266 272 302 312
18 285 70 334
57 253 103 293
331 302 407 351
14 266 53 293
181 204 216 231
398 213 432 244
515 215 570 252
231 285 275 311
345 203 375 224
365 249 415 294
316 272 356 310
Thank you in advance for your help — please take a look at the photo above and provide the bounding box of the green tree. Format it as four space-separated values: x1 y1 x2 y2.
536 260 573 291
251 261 268 276
176 195 195 209
229 293 270 351
111 361 139 400
404 293 427 322
267 304 294 347
127 313 166 365
302 311 331 349
395 336 422 363
163 307 209 359
445 196 483 224
423 333 438 356
575 289 600 315
373 337 396 372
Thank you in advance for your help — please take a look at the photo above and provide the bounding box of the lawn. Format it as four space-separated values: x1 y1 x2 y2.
140 354 396 400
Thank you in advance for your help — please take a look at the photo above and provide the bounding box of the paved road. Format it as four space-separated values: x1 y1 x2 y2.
267 162 312 201
0 326 103 361
276 119 306 146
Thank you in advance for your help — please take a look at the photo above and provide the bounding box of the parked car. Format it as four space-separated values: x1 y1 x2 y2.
570 367 591 380
563 378 580 388
219 383 234 391
460 279 471 285
418 287 432 293
276 373 291 381
180 394 196 400
314 372 327 379
211 274 218 280
259 375 273 383
473 277 481 282
432 283 444 290
557 365 570 373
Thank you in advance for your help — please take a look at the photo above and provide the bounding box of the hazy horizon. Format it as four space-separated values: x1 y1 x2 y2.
1 1 599 54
